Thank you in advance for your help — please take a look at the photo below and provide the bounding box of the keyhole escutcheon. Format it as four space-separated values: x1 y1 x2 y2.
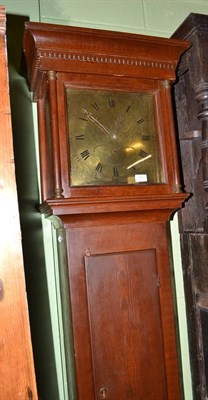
99 387 107 399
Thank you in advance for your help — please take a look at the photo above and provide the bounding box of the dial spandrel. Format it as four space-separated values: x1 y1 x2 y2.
66 88 163 186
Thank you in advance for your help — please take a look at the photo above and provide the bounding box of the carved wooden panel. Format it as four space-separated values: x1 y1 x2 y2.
172 13 208 400
180 234 208 399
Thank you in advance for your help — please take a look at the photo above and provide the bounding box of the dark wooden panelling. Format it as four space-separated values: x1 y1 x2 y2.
173 13 208 399
200 309 208 394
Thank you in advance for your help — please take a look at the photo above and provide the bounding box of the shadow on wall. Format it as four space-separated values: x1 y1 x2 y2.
6 13 59 400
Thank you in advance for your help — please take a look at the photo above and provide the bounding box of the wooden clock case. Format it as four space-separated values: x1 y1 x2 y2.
23 22 189 400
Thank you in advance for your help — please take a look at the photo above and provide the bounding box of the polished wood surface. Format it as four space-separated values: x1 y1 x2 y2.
23 22 189 204
86 250 166 399
0 6 37 400
66 221 179 399
24 21 189 94
23 21 190 399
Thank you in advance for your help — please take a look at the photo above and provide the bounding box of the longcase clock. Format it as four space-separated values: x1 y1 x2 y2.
23 22 189 400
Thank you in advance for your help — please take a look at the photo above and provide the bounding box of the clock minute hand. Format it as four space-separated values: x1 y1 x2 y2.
82 108 111 136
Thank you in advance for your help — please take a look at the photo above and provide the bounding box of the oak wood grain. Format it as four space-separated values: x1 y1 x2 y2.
24 21 190 399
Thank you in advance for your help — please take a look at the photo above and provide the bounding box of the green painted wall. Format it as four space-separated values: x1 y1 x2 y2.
39 0 208 36
4 1 208 399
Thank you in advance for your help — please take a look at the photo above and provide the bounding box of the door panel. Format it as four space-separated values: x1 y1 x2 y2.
85 250 167 399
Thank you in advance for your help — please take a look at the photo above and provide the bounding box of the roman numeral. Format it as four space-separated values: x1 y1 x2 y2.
79 117 88 121
80 149 90 160
137 118 144 125
76 134 85 140
92 102 99 111
113 167 119 177
109 99 115 108
95 162 103 173
139 149 148 158
126 105 131 113
142 134 150 141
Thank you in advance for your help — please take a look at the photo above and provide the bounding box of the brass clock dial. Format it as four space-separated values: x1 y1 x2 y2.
67 88 163 186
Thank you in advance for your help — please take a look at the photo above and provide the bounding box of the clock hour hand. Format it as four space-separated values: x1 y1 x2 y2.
127 154 152 170
82 108 112 136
